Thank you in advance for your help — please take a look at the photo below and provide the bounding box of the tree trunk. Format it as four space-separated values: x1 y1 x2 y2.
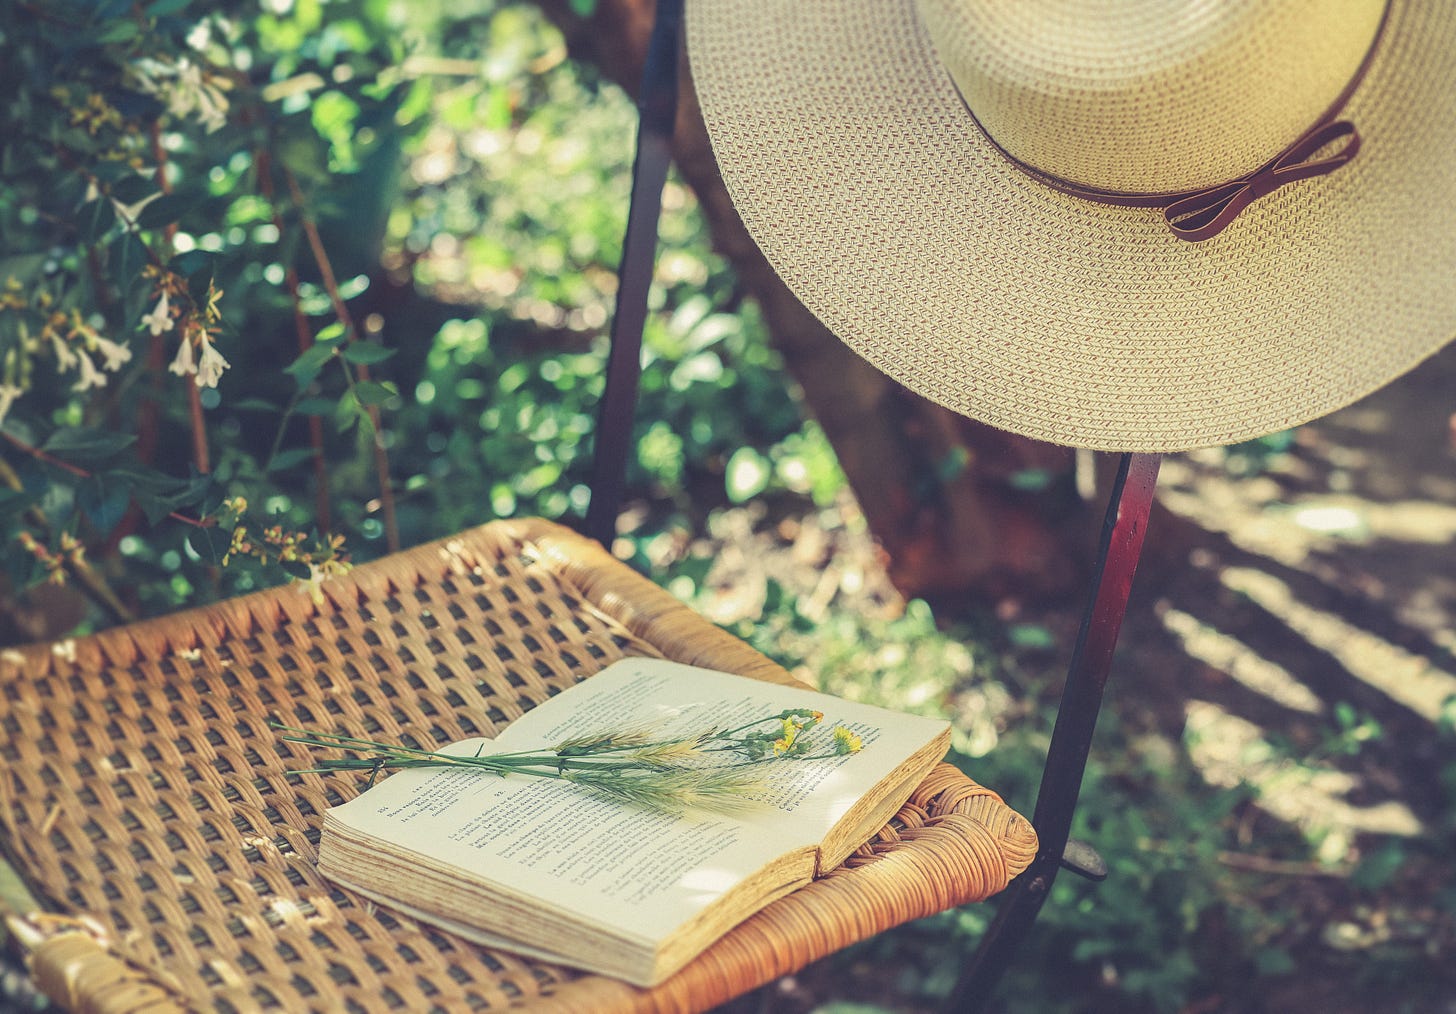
538 0 1099 604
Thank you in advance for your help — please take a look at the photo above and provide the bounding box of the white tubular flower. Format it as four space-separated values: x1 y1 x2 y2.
71 352 107 392
48 332 77 371
186 20 211 51
0 384 22 424
141 291 173 336
169 335 196 378
131 55 230 133
92 335 133 372
194 333 230 388
130 58 166 96
166 61 203 119
298 562 327 605
195 87 229 133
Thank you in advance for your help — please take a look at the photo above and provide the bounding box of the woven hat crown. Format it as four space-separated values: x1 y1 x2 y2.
917 0 1386 192
686 0 1456 449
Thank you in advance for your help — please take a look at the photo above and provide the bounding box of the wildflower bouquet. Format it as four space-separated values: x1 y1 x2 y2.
279 708 864 815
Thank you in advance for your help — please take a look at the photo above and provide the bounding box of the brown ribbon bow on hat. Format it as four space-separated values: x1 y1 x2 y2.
1162 120 1361 241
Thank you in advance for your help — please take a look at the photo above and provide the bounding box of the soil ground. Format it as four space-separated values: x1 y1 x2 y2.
709 343 1456 1013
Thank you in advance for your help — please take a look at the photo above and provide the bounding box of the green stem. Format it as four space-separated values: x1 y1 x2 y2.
276 725 674 775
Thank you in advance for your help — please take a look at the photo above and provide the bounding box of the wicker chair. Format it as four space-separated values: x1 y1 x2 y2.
0 519 1037 1012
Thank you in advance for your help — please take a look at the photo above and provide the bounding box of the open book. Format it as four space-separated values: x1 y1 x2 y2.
318 658 950 986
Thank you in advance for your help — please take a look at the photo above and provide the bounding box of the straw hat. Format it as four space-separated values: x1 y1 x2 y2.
684 0 1456 451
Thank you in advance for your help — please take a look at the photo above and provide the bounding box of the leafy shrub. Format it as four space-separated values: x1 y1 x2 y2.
0 0 814 633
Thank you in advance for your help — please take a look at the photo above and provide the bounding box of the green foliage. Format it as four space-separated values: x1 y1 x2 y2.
0 0 416 619
0 0 815 627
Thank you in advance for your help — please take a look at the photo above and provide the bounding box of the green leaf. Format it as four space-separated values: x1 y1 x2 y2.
0 489 34 522
280 558 313 581
40 427 136 466
78 475 132 530
1008 624 1057 650
275 133 327 183
1351 841 1407 891
284 343 338 388
1008 468 1055 492
95 19 140 44
356 408 377 443
136 189 208 231
334 391 361 435
724 447 770 504
1253 947 1297 977
335 392 377 441
110 233 151 290
168 249 217 280
267 447 317 474
102 467 213 524
186 524 229 565
341 342 396 366
314 322 347 346
146 0 194 16
567 0 598 15
0 253 50 284
110 175 154 205
79 199 116 244
231 397 282 412
294 396 336 416
352 380 397 407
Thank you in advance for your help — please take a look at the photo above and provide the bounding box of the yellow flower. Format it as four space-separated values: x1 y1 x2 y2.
832 727 863 756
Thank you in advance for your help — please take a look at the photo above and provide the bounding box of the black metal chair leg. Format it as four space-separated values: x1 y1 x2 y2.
945 451 1162 1012
583 0 683 547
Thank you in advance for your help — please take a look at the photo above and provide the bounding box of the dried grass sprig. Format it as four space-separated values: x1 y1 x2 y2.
275 709 862 815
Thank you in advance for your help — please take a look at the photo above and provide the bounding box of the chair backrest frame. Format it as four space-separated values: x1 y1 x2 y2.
583 0 684 547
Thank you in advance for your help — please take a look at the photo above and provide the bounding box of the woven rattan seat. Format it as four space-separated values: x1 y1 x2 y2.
0 518 1036 1013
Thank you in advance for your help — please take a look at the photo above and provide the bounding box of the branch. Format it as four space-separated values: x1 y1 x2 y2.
283 166 399 551
0 452 135 625
0 431 210 531
255 148 332 533
1216 851 1354 879
148 122 212 478
102 124 190 552
185 382 210 474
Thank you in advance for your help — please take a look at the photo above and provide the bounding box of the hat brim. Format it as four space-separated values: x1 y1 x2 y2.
685 0 1456 451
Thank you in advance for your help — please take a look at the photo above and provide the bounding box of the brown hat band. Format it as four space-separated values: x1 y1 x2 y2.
956 2 1390 243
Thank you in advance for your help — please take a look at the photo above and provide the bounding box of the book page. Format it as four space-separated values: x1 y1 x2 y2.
327 746 782 939
325 658 948 942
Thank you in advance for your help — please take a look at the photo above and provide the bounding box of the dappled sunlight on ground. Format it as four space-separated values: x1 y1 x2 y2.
1183 700 1423 841
1159 605 1324 715
1216 565 1456 724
